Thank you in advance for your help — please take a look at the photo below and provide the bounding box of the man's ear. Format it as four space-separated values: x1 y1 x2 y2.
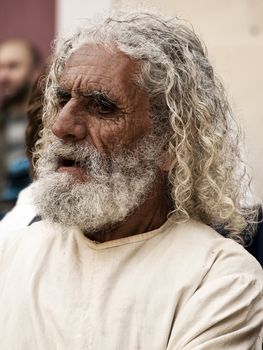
158 150 174 172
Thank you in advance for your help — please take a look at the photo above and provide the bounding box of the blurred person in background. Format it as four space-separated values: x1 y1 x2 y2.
0 70 44 232
0 39 41 218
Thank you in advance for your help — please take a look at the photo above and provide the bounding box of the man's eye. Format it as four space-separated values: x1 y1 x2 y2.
95 101 116 115
55 87 71 108
57 96 71 108
86 99 117 117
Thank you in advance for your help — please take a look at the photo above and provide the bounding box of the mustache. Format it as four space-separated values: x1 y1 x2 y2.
37 131 164 179
42 140 128 178
46 140 107 168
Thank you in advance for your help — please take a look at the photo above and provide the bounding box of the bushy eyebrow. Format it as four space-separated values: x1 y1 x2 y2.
80 90 118 109
55 86 119 109
55 86 71 99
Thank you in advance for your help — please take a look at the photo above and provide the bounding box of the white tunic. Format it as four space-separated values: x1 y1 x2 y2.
0 218 262 349
0 183 36 233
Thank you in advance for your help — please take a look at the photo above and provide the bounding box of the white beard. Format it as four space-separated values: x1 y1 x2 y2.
33 134 163 234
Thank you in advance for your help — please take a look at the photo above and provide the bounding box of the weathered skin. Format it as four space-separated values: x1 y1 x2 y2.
51 43 169 242
52 43 152 154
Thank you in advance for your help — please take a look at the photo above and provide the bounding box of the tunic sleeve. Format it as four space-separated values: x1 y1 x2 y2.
167 273 263 349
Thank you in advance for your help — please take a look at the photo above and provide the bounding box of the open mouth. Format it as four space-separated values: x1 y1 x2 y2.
58 158 81 168
56 157 87 180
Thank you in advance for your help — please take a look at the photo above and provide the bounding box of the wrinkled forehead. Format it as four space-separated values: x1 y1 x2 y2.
59 43 142 96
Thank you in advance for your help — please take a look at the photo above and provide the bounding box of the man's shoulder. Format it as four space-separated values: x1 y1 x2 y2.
0 220 51 240
0 221 62 265
164 220 263 350
162 218 263 280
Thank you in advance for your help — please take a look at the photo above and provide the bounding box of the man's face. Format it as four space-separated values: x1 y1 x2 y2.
34 44 165 232
51 43 152 175
0 42 33 102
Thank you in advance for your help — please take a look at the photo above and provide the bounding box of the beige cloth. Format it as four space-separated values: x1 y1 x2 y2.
0 218 262 350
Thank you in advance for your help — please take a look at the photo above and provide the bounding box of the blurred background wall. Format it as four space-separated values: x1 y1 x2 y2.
0 0 262 198
56 0 111 37
0 0 55 60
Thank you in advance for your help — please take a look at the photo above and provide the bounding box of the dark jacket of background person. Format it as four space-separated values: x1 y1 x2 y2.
247 207 263 268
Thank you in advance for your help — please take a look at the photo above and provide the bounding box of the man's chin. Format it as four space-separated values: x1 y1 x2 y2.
33 171 125 231
33 167 152 234
34 132 160 232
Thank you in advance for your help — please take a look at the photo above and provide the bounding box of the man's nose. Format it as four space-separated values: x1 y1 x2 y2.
51 102 87 142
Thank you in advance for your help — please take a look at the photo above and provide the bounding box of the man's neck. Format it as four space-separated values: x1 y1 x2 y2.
85 177 171 243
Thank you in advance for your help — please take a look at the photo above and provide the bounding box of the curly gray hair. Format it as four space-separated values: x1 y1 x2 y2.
35 10 258 243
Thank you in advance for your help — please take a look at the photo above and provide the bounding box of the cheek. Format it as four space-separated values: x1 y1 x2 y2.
98 115 152 152
89 118 130 152
83 96 152 153
97 86 152 149
85 117 146 154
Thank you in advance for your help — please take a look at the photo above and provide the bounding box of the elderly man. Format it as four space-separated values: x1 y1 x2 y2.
0 10 262 350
